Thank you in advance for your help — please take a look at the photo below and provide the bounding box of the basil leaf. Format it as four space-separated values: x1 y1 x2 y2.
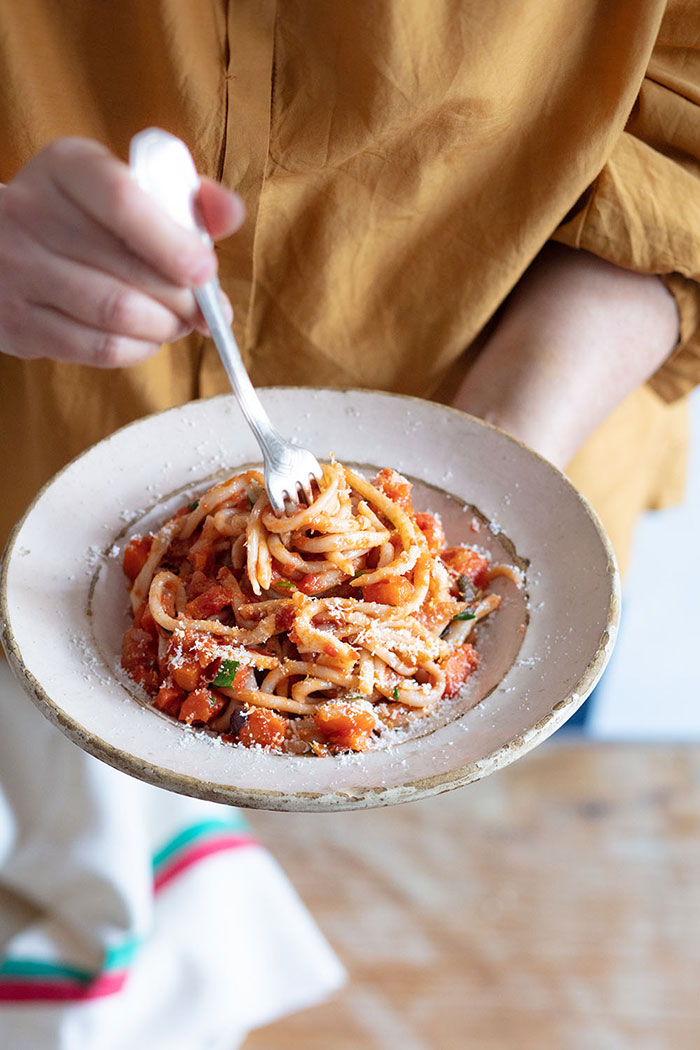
213 659 240 688
276 580 296 589
453 611 476 622
392 685 399 701
188 499 199 511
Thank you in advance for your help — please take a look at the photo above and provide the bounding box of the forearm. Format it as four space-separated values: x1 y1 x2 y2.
453 244 680 468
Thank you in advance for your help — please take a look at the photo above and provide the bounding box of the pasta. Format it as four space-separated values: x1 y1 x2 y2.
120 462 508 755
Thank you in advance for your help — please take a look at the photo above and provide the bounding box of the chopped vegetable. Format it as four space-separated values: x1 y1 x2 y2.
178 687 226 725
414 512 446 553
297 573 330 595
171 658 201 692
152 681 185 718
372 467 414 512
362 577 414 606
121 627 159 694
122 535 153 582
441 644 480 698
441 548 490 591
184 583 232 619
238 708 289 749
229 707 248 735
456 574 477 602
213 659 240 688
314 701 376 751
190 545 215 575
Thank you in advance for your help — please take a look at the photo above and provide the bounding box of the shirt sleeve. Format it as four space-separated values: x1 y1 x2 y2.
552 0 700 403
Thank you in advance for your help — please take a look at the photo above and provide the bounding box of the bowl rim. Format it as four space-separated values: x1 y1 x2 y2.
0 387 621 811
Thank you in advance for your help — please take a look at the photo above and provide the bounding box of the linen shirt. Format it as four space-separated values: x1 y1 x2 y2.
1 0 699 568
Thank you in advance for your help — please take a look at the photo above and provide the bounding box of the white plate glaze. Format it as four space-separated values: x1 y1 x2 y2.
0 389 620 811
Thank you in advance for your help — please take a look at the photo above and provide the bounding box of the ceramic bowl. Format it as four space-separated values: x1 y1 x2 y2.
0 389 619 811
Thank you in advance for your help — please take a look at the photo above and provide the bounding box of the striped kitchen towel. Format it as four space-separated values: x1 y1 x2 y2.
0 659 344 1050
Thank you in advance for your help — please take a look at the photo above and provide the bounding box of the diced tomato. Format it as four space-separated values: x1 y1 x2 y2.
216 565 242 596
201 655 222 682
165 630 221 691
121 627 159 695
237 708 289 750
190 545 215 575
275 604 296 632
178 686 225 725
231 662 251 690
361 576 414 606
297 573 328 596
314 701 376 752
186 569 212 600
192 634 221 667
122 536 152 581
373 468 413 512
164 537 192 566
414 512 446 553
441 643 480 699
153 681 185 717
184 583 232 620
171 659 201 692
440 547 491 590
209 687 228 717
132 600 157 636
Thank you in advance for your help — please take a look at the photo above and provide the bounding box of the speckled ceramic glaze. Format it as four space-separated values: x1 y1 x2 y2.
0 389 620 811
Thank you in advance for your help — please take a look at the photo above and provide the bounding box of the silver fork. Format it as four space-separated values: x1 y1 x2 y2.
129 128 323 515
193 281 322 513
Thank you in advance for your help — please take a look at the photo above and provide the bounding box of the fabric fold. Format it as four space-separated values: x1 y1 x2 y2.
0 660 345 1050
554 4 700 403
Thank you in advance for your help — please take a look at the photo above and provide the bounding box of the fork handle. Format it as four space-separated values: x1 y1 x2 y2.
194 280 282 460
129 128 282 462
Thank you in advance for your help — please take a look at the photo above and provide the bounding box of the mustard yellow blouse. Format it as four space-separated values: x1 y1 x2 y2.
1 1 699 570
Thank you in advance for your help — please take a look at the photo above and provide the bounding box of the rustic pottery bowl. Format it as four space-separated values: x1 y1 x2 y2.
0 389 619 811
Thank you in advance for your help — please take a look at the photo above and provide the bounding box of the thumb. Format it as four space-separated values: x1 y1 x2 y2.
197 178 245 241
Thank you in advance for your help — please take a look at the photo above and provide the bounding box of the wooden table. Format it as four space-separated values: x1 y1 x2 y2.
243 739 700 1050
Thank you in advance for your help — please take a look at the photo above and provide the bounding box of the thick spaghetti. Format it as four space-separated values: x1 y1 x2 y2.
121 462 509 754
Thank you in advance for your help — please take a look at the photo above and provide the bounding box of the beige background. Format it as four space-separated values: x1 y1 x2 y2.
246 738 700 1050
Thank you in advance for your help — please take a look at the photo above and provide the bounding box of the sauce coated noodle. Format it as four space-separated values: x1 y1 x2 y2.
121 462 511 755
